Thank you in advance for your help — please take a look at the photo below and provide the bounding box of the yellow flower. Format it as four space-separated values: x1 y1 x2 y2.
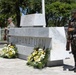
10 46 14 48
40 50 45 54
34 56 40 62
27 55 32 61
35 58 41 62
32 50 38 56
9 52 13 55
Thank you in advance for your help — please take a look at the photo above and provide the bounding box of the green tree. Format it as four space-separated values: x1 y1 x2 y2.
0 0 41 27
0 0 20 27
0 0 76 27
45 1 76 27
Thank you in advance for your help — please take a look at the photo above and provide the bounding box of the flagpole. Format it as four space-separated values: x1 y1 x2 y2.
42 0 46 27
42 0 45 15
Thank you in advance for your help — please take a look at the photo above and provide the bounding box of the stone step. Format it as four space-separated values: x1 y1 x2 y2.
0 41 8 44
0 41 8 48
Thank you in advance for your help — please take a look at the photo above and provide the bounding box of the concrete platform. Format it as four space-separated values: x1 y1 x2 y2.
0 44 75 75
0 54 76 75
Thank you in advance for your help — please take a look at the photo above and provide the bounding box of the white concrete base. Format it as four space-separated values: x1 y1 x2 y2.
47 60 63 67
9 27 69 66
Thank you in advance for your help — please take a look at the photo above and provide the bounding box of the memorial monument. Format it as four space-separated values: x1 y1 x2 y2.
8 0 69 66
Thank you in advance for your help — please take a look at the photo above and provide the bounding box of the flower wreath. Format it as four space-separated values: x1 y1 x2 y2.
0 44 18 58
27 47 50 69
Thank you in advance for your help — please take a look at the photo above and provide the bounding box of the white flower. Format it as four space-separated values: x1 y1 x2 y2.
10 47 14 50
0 51 5 56
38 48 43 51
40 54 45 59
4 44 8 46
35 58 41 62
5 54 9 57
8 44 11 47
12 50 16 54
3 47 7 49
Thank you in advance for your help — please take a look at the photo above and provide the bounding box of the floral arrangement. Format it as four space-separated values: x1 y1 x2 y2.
27 47 50 69
0 44 18 58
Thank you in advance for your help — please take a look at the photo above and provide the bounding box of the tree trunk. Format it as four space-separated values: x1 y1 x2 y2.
15 2 20 27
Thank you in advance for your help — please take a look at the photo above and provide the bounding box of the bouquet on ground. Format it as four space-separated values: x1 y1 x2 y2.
0 44 18 58
27 47 50 69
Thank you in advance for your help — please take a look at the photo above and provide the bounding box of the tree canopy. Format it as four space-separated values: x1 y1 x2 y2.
0 0 76 27
45 0 76 26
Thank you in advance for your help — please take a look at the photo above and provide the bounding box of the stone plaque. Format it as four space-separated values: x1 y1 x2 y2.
20 14 46 27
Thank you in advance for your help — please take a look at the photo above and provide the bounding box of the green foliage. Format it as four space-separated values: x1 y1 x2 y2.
0 0 42 27
45 0 76 3
45 1 76 27
0 0 18 27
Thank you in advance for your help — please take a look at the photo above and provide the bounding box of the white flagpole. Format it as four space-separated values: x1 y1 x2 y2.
42 0 46 27
42 0 45 15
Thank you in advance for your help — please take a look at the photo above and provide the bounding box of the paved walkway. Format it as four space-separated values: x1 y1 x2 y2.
0 43 76 75
0 53 76 75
